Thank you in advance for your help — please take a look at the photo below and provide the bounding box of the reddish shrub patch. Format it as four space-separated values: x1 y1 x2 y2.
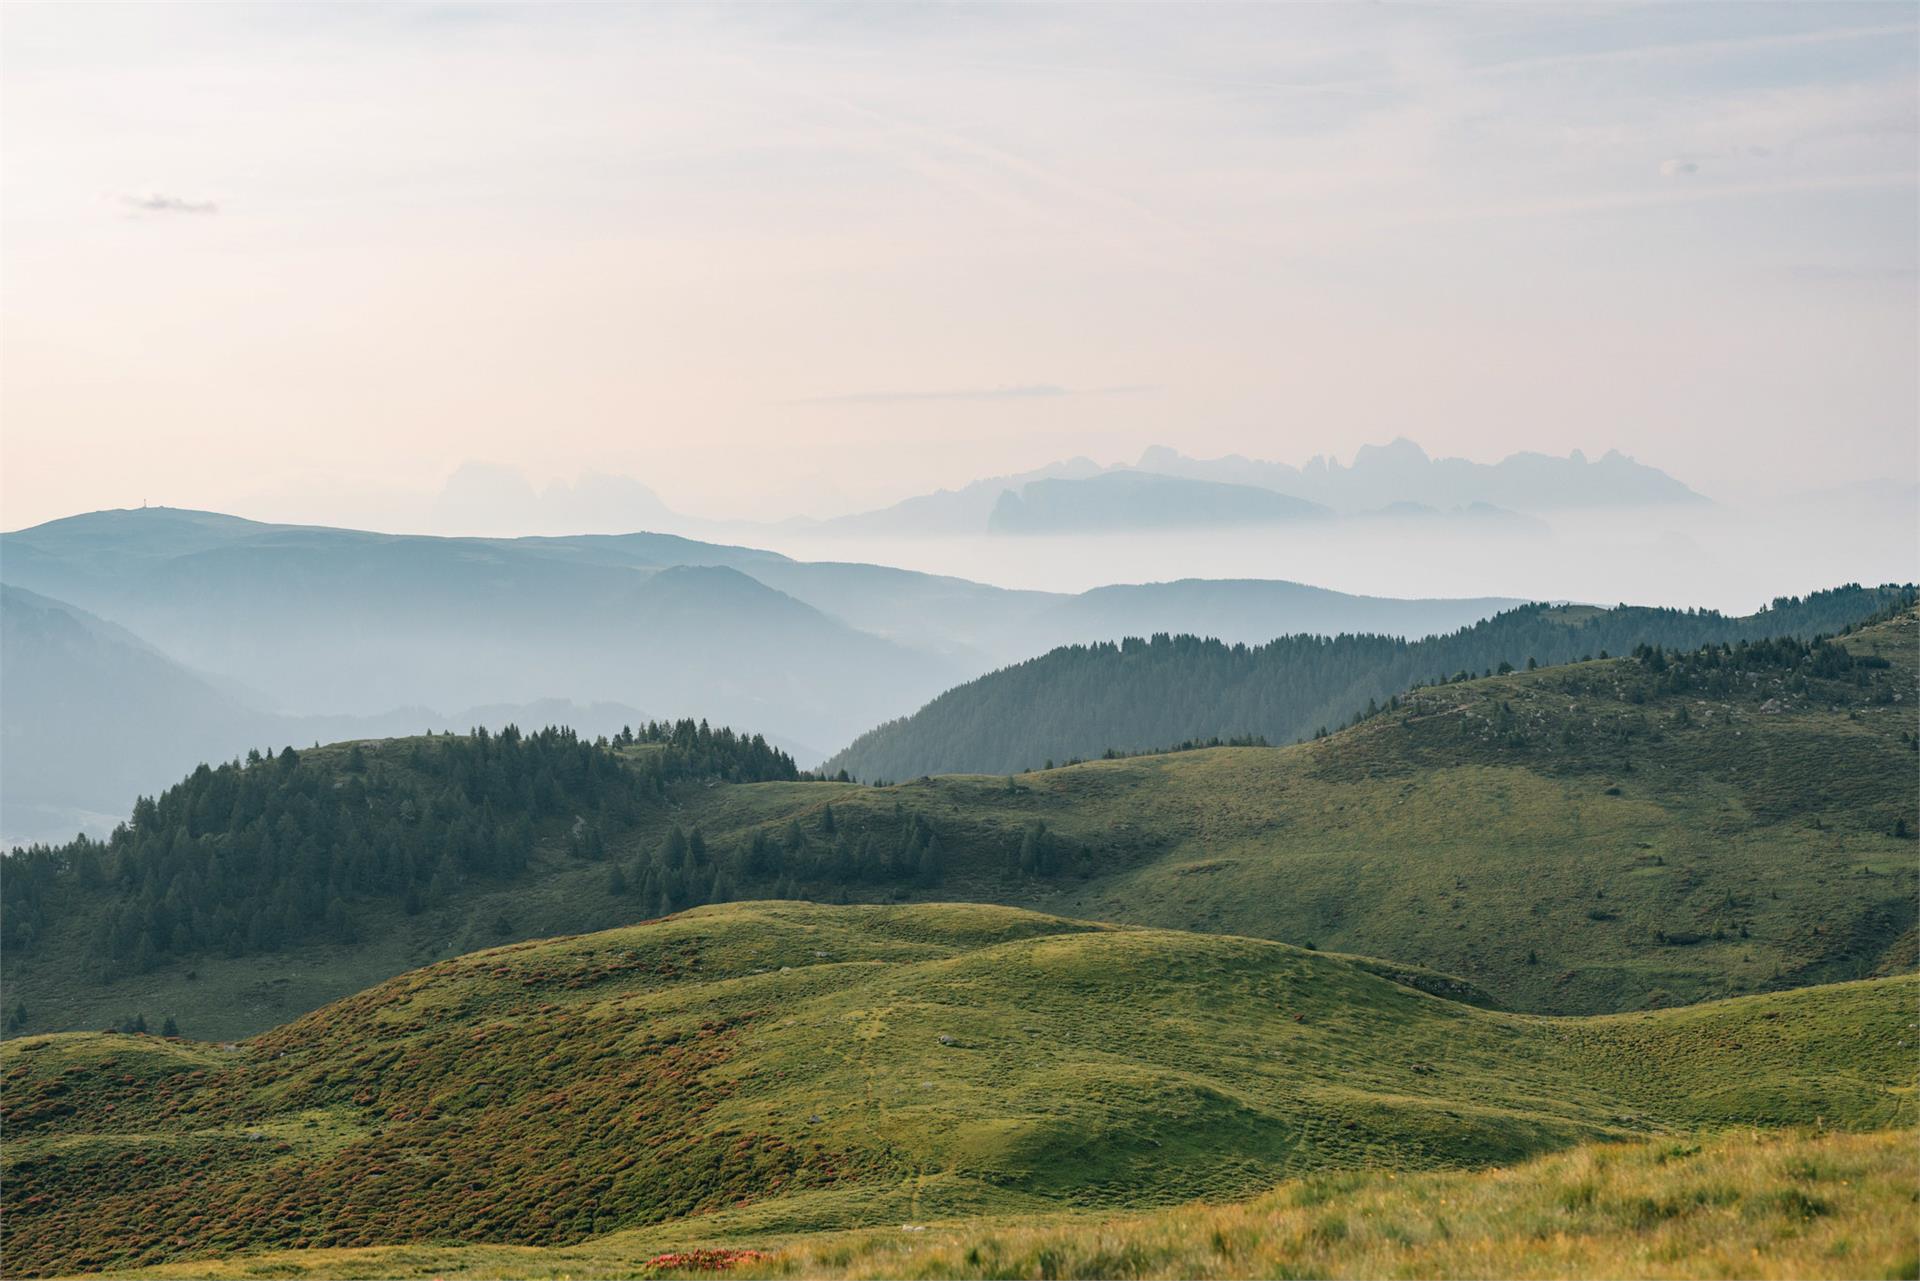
644 1247 772 1272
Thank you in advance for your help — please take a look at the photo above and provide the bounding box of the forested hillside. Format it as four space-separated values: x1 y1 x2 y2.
0 723 795 991
824 584 1916 780
6 606 1914 1040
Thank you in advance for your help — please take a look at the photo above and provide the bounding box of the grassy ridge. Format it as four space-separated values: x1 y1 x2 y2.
4 902 1914 1277
1169 611 1914 1008
717 609 1920 1013
823 587 1917 780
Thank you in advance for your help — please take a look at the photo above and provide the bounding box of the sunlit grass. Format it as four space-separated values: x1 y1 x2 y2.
740 1127 1920 1281
92 1128 1918 1280
6 902 1913 1277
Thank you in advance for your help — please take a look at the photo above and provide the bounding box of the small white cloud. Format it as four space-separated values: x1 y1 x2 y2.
122 192 219 215
1658 158 1701 177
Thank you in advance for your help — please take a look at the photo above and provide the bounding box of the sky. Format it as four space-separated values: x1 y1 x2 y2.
2 2 1916 532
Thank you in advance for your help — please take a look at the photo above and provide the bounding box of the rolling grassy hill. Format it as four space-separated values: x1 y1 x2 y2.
992 607 1920 1013
5 608 1915 1041
4 901 1912 1279
719 605 1920 1014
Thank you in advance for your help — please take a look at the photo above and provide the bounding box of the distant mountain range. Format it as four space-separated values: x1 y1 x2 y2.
786 438 1703 538
397 439 1704 541
988 471 1330 534
1130 438 1706 514
430 463 676 536
0 507 1522 843
0 583 771 846
799 456 1109 537
1 585 260 841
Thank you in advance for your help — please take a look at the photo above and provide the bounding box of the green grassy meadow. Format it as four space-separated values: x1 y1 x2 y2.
5 901 1915 1278
63 1129 1920 1281
1 614 1914 1278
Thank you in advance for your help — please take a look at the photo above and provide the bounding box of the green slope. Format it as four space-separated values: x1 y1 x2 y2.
6 611 1916 1040
703 608 1920 1014
823 585 1915 780
4 901 1912 1278
0 722 798 1041
76 1128 1920 1281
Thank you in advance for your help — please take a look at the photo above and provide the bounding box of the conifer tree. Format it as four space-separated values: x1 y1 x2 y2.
661 826 689 870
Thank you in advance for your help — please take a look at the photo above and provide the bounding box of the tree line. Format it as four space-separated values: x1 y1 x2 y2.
1 720 798 975
579 800 1097 918
823 584 1916 780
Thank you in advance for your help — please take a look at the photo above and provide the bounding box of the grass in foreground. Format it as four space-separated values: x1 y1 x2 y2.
6 903 1914 1277
93 1128 1920 1280
745 1127 1920 1281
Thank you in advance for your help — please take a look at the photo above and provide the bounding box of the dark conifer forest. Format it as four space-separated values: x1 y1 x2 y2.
0 721 796 973
825 584 1916 780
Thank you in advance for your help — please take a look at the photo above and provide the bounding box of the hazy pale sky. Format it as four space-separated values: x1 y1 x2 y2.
3 2 1915 530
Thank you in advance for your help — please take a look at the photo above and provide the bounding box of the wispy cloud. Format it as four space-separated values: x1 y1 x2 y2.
1479 21 1919 79
1395 170 1915 227
786 383 1148 406
122 192 219 215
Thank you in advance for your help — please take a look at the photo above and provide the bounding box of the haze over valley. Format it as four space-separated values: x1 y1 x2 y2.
1 502 1531 845
12 428 1908 846
185 437 1918 609
2 5 1916 1280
